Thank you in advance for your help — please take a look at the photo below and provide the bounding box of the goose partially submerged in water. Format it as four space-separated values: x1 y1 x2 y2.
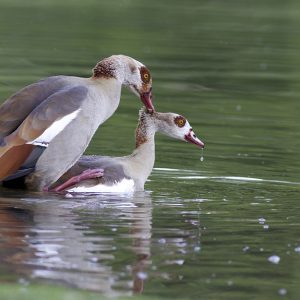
0 55 154 190
49 108 205 193
2 108 204 193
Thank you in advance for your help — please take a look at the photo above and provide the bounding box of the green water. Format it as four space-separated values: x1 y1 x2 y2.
0 0 300 299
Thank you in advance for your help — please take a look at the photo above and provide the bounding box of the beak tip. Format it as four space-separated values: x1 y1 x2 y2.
185 133 205 149
147 108 155 114
141 91 155 113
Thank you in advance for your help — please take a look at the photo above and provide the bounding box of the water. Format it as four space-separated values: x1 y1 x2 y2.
0 0 300 299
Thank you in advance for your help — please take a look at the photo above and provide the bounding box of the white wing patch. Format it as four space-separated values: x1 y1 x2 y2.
27 109 81 146
66 178 135 193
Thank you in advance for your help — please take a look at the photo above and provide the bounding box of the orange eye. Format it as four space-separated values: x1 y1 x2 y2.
140 66 151 83
174 116 186 128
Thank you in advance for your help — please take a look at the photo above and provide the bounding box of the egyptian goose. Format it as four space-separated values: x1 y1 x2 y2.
0 55 154 190
48 107 205 192
2 108 204 192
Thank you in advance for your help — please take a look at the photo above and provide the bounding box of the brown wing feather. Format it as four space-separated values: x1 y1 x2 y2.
0 144 35 180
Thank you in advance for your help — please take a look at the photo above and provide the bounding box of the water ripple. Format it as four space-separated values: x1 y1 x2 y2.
153 168 300 185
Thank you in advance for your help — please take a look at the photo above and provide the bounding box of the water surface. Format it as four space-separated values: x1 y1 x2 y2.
0 0 299 299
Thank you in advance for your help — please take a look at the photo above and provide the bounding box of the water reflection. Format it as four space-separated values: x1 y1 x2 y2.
0 166 299 299
0 192 152 295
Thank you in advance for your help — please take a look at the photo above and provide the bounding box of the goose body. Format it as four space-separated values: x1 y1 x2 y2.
49 108 205 193
0 55 153 190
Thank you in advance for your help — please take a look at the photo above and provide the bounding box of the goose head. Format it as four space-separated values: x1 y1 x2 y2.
138 108 205 148
93 55 154 112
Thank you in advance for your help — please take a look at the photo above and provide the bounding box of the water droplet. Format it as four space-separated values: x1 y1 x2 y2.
278 288 287 296
165 259 184 266
18 278 29 286
236 105 241 111
158 238 166 244
175 259 184 265
200 148 204 161
268 255 280 264
90 257 98 262
227 280 234 286
194 246 201 252
125 265 132 271
161 272 170 280
243 246 250 252
258 217 266 224
178 249 187 254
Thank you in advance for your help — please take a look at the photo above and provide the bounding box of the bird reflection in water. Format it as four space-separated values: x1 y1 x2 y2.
0 191 152 295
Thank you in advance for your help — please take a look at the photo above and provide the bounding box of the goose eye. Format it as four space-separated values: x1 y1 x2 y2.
140 66 151 84
174 116 186 128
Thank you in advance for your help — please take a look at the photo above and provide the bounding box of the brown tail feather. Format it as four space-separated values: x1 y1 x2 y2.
0 144 34 181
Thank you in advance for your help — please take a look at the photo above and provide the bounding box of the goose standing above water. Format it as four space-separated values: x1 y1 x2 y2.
0 55 154 190
49 108 205 193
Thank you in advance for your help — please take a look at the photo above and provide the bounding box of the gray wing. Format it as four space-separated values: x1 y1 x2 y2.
3 85 88 144
57 155 130 187
0 76 69 137
0 85 88 182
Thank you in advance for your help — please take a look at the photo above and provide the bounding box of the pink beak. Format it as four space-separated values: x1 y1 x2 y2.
184 128 205 148
140 89 155 113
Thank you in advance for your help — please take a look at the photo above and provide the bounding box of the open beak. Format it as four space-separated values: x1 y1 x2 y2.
184 128 205 148
140 89 155 113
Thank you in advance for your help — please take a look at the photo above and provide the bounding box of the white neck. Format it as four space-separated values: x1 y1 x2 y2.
89 77 122 122
121 133 156 191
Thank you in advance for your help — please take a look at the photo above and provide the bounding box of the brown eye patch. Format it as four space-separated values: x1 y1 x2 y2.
140 66 151 84
174 116 186 128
